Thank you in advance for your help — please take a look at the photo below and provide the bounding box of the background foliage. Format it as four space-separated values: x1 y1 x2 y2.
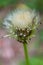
0 0 43 12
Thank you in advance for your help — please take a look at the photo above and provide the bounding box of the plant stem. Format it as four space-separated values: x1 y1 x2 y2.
23 42 30 65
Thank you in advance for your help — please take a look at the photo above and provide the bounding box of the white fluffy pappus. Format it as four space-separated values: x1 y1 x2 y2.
4 8 39 30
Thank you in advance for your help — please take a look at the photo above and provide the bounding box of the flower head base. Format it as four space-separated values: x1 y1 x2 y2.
3 4 40 43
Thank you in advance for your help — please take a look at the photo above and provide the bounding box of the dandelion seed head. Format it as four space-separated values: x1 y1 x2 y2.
3 4 40 43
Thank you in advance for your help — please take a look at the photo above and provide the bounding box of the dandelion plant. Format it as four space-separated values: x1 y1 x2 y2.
2 4 40 65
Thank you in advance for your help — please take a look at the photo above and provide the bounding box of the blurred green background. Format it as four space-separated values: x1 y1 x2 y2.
0 0 43 12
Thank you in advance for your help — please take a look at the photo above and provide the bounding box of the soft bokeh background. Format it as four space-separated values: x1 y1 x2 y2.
0 0 43 65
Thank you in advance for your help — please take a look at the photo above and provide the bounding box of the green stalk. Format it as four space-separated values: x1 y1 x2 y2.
23 42 30 65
